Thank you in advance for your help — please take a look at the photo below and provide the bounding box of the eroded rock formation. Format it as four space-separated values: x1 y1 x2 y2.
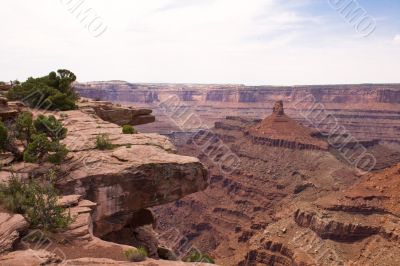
75 82 400 142
52 109 208 237
78 98 155 126
0 213 28 253
248 101 328 150
0 104 211 265
153 108 400 265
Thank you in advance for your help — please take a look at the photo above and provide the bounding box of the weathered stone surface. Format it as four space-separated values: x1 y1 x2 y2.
64 257 215 265
57 194 82 208
0 213 28 253
0 249 62 266
78 98 155 126
55 110 208 237
0 97 20 121
294 163 400 242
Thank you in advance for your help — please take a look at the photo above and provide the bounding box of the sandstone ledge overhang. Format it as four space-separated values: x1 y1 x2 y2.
78 99 155 126
58 110 208 236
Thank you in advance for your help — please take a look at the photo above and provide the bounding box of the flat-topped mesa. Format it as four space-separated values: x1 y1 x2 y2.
248 101 328 150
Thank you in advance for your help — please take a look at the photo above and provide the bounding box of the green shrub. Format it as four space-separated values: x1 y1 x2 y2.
14 113 69 164
34 114 67 141
122 125 137 134
123 247 148 262
7 69 78 111
23 134 52 163
48 142 69 164
15 112 34 143
95 134 114 150
0 171 73 231
0 121 8 150
184 251 215 264
23 134 68 164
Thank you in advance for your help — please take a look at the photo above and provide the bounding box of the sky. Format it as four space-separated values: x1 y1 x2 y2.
1 0 400 85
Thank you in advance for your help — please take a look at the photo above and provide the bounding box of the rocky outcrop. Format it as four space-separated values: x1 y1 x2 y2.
248 101 328 150
294 209 380 241
0 250 215 266
0 213 28 253
285 163 400 265
37 109 207 238
56 195 97 242
0 97 19 120
0 108 211 265
78 98 155 126
0 249 62 266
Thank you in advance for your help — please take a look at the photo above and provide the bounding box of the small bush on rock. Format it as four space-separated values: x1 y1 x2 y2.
15 112 34 143
0 171 73 231
34 114 67 141
123 247 148 262
48 141 69 164
122 125 137 134
13 112 70 164
96 134 114 150
184 251 215 264
0 121 8 150
23 134 68 164
23 134 51 163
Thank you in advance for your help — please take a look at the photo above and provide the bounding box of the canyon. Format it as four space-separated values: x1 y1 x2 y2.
75 82 400 142
73 81 400 265
1 81 399 265
152 103 400 265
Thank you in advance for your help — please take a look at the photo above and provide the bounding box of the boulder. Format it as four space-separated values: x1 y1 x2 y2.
0 213 29 253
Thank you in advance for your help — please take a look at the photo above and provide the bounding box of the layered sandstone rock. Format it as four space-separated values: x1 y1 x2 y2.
56 110 208 237
0 249 62 266
153 113 361 265
248 101 328 150
0 106 210 264
74 82 400 142
0 213 28 253
294 163 400 241
0 250 215 266
78 98 155 126
0 97 19 120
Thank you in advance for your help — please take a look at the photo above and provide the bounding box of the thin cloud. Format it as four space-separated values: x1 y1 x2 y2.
394 34 400 44
0 0 399 85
